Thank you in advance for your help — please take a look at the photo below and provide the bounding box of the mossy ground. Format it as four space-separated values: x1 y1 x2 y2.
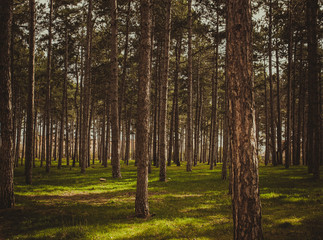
0 160 322 240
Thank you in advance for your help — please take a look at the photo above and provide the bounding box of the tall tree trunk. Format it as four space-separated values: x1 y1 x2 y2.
0 0 14 208
73 53 79 167
292 36 298 166
25 0 35 184
64 28 69 166
22 116 26 166
263 63 269 166
174 36 181 167
286 0 292 169
159 0 171 182
110 0 121 178
93 119 96 163
125 107 132 165
45 0 53 173
53 120 57 161
222 70 229 180
41 115 45 166
268 0 277 166
295 36 304 166
194 57 200 167
102 103 107 166
119 0 131 134
15 113 22 167
135 0 151 218
226 0 263 238
210 17 219 169
153 41 160 167
275 41 283 165
167 96 175 166
81 0 92 173
186 0 193 172
306 0 320 179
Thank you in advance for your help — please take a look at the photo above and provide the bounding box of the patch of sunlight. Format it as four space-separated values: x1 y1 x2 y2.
285 196 308 203
166 193 203 199
276 216 303 226
261 192 282 199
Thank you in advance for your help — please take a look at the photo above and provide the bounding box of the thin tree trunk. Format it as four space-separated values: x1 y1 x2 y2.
65 28 69 166
268 0 277 166
25 0 35 184
295 36 304 166
110 0 121 178
263 62 269 166
15 113 22 167
275 40 283 165
81 0 92 173
125 107 132 165
53 120 57 161
174 36 181 167
286 0 293 169
119 0 131 134
186 0 193 172
210 18 219 169
41 115 45 167
167 95 175 166
22 116 26 166
222 71 229 180
194 57 200 167
159 0 171 182
45 0 53 173
153 42 160 167
73 53 79 167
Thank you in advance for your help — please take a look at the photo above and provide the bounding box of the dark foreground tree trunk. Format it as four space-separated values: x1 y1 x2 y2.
226 0 263 239
0 0 14 208
135 0 151 218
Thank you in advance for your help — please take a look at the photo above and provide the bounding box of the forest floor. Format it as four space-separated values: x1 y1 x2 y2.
0 160 322 240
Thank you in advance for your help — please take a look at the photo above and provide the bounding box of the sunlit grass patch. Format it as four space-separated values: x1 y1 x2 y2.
1 160 322 239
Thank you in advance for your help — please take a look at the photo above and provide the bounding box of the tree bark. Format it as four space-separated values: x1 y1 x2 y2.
0 0 14 208
135 0 151 218
65 28 69 167
263 63 269 166
25 0 35 184
110 0 121 178
159 0 171 182
306 0 320 179
268 0 277 166
45 0 53 173
186 0 193 172
295 36 304 166
167 95 175 167
226 0 263 238
81 0 92 173
286 0 292 169
275 41 283 165
174 36 181 167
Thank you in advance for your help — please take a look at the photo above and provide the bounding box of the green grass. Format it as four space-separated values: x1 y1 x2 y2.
0 160 322 240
